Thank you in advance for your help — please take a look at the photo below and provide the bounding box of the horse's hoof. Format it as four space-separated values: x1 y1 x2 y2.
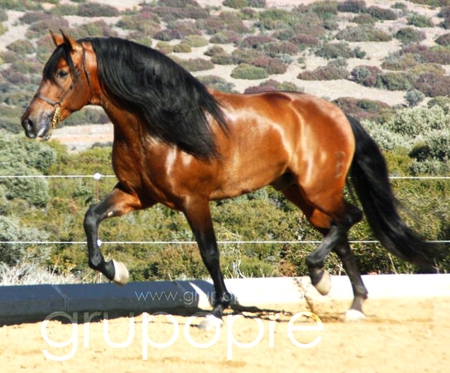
314 270 331 295
112 260 129 285
198 314 223 331
345 309 365 322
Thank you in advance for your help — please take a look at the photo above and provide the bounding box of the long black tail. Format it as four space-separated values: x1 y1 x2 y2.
347 115 437 270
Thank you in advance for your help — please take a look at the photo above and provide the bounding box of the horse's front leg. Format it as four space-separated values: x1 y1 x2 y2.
83 183 147 283
183 200 232 330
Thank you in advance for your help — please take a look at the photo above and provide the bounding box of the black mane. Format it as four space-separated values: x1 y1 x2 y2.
47 37 229 159
89 37 229 158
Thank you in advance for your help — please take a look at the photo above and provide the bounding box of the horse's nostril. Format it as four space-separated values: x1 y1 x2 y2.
22 118 36 138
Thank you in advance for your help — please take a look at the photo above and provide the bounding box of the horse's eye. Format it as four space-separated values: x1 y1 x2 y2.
56 70 68 79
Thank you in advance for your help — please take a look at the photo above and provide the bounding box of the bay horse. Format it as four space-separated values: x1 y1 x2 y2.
22 31 436 328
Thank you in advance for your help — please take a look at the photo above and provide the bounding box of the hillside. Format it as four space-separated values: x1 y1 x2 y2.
2 0 450 150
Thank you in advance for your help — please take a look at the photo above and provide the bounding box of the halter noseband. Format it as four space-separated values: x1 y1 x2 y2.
35 45 93 140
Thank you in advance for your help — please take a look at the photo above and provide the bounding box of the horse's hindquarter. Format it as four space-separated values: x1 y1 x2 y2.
211 91 355 198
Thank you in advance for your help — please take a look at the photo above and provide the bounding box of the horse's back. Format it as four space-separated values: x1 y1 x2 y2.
211 90 355 197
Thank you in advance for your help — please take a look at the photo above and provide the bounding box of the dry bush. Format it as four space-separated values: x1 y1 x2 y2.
297 65 348 81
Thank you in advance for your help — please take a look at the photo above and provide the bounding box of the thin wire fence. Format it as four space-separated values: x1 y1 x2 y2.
1 174 450 246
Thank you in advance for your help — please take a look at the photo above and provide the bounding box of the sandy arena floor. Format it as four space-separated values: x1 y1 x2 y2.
0 296 449 373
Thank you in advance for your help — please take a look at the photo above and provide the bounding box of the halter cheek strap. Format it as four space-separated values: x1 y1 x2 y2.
34 46 93 139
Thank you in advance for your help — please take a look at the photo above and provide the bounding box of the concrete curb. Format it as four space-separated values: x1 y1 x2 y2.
1 274 449 324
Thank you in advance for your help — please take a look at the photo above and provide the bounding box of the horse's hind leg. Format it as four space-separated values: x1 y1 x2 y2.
334 241 368 320
282 185 368 318
84 184 147 283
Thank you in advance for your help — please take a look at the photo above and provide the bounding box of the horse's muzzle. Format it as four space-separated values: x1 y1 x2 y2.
21 111 52 139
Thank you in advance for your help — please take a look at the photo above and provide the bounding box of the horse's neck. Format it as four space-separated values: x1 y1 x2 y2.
101 100 139 138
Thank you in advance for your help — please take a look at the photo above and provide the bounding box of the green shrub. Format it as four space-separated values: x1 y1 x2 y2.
427 96 450 108
407 63 445 80
363 105 450 155
204 45 226 57
392 2 407 10
154 29 182 41
10 57 42 75
0 9 7 22
168 20 202 38
184 35 208 47
351 13 375 24
223 0 247 8
367 6 397 20
209 31 241 44
337 0 367 13
231 64 268 79
315 42 355 59
62 107 110 126
394 27 426 45
336 25 392 42
0 216 50 266
247 0 265 7
0 0 42 11
155 41 174 54
333 97 393 123
309 1 338 19
173 42 192 53
297 65 348 80
381 53 419 71
405 89 425 107
263 41 298 57
19 11 53 24
292 13 327 37
175 57 215 72
116 13 161 35
231 48 265 65
197 75 236 93
375 72 412 91
244 79 302 93
0 159 51 207
76 20 118 38
0 132 57 173
407 12 433 27
152 5 209 22
0 105 27 132
77 3 119 17
240 35 274 49
351 66 372 85
210 53 233 64
158 0 200 7
49 4 78 16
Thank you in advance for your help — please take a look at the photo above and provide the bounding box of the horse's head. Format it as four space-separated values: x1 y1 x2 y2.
21 30 94 140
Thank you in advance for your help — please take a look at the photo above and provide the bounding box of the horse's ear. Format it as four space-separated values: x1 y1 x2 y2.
50 30 64 47
60 29 82 52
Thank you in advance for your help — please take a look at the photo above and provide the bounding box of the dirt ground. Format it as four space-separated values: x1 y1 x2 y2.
0 296 448 373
